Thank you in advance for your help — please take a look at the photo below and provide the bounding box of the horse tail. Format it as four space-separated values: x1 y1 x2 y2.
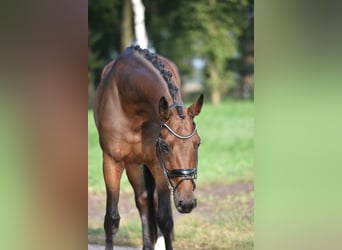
143 165 158 244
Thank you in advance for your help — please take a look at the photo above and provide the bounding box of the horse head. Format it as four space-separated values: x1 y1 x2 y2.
157 94 204 213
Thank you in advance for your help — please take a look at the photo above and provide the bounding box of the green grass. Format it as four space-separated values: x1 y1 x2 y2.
195 99 254 185
88 111 106 192
88 99 254 192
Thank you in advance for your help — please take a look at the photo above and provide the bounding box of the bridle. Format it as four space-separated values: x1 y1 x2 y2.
156 108 198 193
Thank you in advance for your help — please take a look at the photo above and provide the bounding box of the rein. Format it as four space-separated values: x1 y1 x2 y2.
156 104 198 193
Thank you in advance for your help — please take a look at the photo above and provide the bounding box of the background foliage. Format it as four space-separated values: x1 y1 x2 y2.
88 0 254 105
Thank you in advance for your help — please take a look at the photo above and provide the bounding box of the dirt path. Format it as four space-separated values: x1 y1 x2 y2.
88 244 138 250
88 180 254 248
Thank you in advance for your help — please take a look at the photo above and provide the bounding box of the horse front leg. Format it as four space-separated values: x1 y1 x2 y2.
102 152 124 250
126 164 157 250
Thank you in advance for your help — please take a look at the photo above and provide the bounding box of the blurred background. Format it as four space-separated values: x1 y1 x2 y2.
88 0 254 249
88 0 254 107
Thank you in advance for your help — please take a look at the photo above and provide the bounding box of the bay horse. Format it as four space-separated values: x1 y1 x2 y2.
93 45 203 250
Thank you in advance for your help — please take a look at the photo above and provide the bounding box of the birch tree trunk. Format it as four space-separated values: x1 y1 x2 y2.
131 0 148 48
121 0 133 51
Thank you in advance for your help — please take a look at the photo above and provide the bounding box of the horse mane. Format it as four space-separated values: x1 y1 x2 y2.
129 45 185 118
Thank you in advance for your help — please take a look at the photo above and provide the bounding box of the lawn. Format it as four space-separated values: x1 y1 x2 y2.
88 99 254 249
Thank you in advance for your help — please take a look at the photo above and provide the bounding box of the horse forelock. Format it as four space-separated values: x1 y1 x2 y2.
129 45 185 119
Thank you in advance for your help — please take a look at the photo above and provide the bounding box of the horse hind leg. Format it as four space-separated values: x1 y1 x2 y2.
126 164 158 250
142 165 158 248
155 228 166 250
102 152 124 250
156 193 174 250
153 181 174 250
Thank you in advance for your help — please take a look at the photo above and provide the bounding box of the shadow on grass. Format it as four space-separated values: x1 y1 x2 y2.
88 224 141 248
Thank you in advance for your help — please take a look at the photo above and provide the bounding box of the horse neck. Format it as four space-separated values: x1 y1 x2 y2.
118 55 178 119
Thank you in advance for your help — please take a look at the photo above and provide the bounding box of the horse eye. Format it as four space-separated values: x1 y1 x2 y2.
161 142 170 153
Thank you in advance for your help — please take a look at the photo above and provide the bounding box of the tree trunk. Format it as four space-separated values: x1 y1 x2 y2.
211 88 221 106
121 0 133 51
131 0 148 48
209 64 221 106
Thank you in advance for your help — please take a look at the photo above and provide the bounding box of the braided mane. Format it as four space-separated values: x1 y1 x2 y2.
129 45 184 118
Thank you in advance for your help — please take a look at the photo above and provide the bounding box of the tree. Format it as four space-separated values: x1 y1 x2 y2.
146 0 253 105
131 0 149 48
88 0 254 104
121 0 133 51
237 0 254 99
189 0 240 105
88 0 122 87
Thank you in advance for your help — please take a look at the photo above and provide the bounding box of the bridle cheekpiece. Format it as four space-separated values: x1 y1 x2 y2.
156 104 198 193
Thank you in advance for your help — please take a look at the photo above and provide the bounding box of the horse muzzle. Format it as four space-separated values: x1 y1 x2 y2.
175 196 197 214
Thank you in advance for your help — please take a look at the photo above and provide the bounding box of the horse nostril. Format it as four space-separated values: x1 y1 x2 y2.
177 198 196 213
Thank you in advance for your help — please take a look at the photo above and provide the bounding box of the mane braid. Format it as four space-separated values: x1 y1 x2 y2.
129 45 185 118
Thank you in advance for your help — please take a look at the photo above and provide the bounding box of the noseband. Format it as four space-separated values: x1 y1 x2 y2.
156 107 198 193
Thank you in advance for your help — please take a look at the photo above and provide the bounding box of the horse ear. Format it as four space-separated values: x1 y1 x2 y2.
159 96 170 120
188 94 204 118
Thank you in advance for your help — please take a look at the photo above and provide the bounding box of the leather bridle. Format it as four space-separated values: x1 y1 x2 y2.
156 116 198 193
